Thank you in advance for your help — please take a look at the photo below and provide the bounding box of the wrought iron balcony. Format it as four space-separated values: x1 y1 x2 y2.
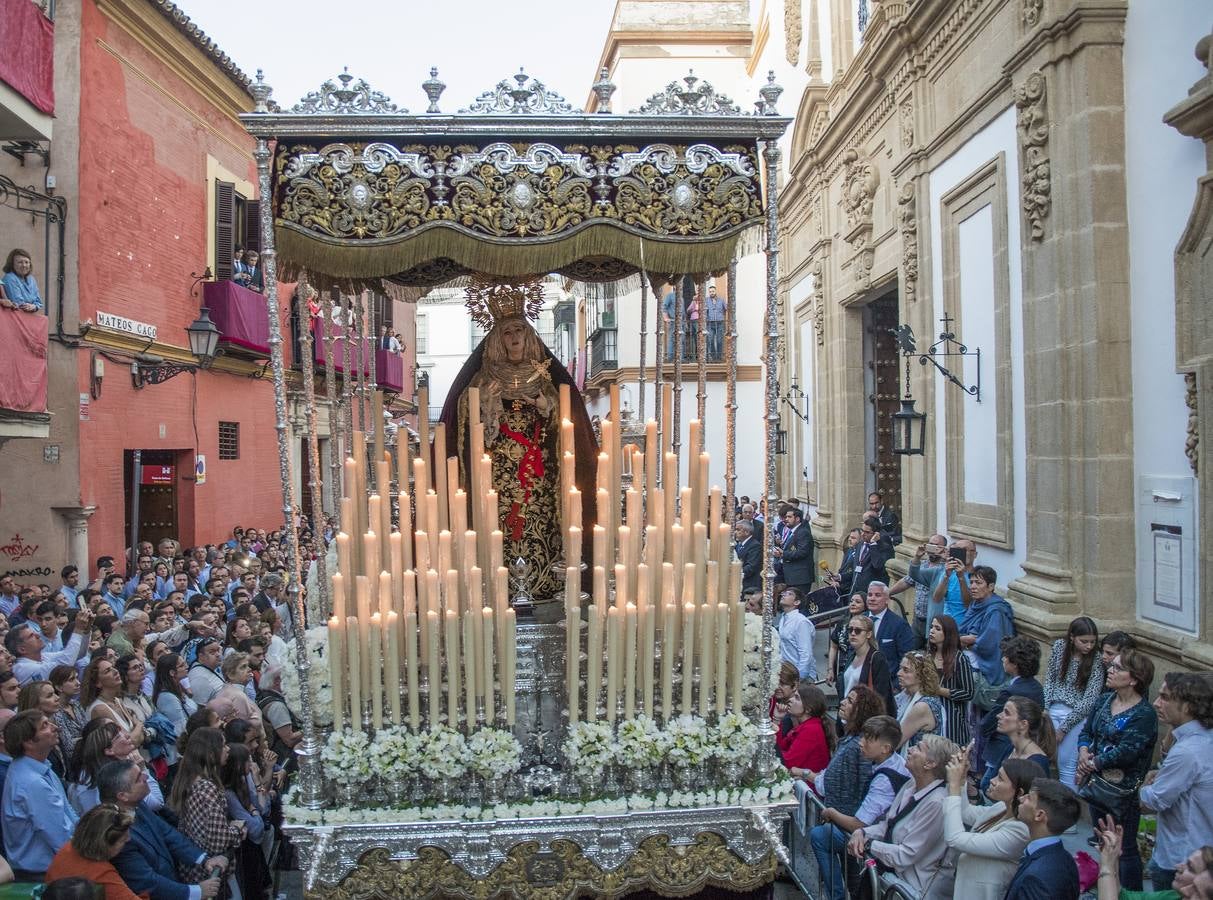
589 327 617 379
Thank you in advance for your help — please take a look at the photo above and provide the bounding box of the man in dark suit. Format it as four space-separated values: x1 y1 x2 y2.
866 491 902 545
99 759 227 899
865 581 915 675
979 635 1044 788
739 503 763 544
734 520 762 596
773 507 814 593
848 519 893 597
1004 778 1081 900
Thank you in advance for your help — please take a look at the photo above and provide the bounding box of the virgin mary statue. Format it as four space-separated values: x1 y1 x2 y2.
438 277 598 607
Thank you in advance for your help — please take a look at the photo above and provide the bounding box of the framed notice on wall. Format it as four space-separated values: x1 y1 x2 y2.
1137 476 1198 634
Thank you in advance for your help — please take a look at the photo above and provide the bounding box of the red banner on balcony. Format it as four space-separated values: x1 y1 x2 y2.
204 281 270 357
0 308 48 413
374 348 403 393
0 0 54 115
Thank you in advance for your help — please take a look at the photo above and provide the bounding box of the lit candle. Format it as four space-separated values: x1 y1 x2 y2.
660 602 674 721
328 616 345 732
504 608 517 725
346 615 362 729
336 532 352 582
363 531 380 583
566 524 582 574
641 603 655 718
445 609 460 728
586 603 602 720
624 602 637 720
681 602 696 714
369 612 383 731
367 493 381 542
606 605 621 724
730 598 745 713
482 607 495 722
444 568 460 619
378 571 392 622
405 611 420 729
433 429 449 532
332 572 347 623
592 564 608 608
592 525 608 574
698 597 714 717
402 570 416 619
715 603 729 716
412 457 430 507
566 602 580 725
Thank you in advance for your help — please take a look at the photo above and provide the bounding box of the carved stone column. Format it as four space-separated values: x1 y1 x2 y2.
1007 11 1135 629
52 506 96 583
1165 29 1213 664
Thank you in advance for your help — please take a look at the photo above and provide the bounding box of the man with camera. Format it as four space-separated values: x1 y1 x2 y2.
889 534 947 647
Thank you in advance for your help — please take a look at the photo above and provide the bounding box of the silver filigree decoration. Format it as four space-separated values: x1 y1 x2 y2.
459 68 576 115
592 68 616 113
757 71 784 116
608 143 756 179
444 142 597 180
284 143 434 181
291 68 401 115
633 71 745 116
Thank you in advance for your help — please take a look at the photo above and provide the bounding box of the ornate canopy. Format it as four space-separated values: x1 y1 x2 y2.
240 68 790 286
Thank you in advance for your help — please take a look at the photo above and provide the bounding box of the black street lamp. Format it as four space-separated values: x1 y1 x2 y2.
891 355 926 456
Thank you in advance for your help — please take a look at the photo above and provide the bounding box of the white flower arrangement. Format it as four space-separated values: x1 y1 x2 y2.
615 715 668 769
664 714 712 767
321 728 372 785
714 712 760 764
420 725 469 780
280 624 333 728
369 725 423 782
742 611 781 710
466 728 523 779
564 721 616 776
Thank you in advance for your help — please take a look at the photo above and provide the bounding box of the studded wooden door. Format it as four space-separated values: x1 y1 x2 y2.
866 294 902 511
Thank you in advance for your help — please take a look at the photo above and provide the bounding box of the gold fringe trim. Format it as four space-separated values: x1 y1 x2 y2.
274 221 758 284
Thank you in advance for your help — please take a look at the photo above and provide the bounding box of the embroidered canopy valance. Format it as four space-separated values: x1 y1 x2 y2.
241 68 791 286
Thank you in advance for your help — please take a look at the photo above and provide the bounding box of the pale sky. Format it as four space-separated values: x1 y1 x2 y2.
175 1 618 113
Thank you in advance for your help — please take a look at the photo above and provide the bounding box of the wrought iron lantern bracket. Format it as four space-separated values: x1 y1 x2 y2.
891 314 981 401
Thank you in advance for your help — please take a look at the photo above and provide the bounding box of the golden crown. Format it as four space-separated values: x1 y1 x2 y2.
464 275 546 329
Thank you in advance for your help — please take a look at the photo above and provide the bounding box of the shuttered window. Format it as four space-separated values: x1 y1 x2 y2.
214 180 235 280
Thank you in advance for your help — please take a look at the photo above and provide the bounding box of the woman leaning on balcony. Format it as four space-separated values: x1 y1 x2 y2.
1 249 43 313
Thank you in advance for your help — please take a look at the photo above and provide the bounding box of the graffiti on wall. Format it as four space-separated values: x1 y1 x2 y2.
0 534 39 562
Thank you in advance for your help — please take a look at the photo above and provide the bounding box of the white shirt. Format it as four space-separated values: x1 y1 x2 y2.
777 608 817 680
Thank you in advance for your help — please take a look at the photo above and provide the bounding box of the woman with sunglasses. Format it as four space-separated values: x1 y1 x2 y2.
45 803 143 900
827 593 867 687
841 614 895 714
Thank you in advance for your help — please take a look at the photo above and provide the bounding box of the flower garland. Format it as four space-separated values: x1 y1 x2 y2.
285 776 795 826
421 726 469 781
564 721 616 777
467 728 523 779
615 715 669 769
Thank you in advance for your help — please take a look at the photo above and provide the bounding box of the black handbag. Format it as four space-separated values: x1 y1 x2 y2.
1078 768 1137 811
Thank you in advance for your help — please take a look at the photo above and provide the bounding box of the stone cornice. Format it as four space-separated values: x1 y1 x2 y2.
82 325 295 385
95 0 254 124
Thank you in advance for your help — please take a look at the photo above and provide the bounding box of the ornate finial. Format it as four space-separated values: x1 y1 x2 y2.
632 70 745 116
460 70 576 115
422 67 446 113
291 70 402 114
464 276 546 329
757 71 783 116
592 67 616 113
250 69 273 114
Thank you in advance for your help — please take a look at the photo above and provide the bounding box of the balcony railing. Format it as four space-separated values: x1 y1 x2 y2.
204 281 270 358
589 327 617 379
310 322 403 392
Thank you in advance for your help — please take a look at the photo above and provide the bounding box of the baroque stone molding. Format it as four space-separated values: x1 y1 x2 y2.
1186 372 1199 475
1014 70 1051 240
811 258 825 344
899 100 914 149
841 148 879 231
785 0 803 66
1022 0 1043 27
897 180 919 301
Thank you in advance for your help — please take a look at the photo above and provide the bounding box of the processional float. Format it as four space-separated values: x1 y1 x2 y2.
241 64 794 897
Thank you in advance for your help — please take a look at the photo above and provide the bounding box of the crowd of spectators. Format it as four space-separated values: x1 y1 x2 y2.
0 520 317 898
764 492 1213 899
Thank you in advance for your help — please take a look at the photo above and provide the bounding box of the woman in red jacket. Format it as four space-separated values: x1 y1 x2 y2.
778 683 835 788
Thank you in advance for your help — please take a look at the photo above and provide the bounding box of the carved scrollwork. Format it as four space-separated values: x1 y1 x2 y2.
1186 372 1199 474
811 258 825 344
899 100 915 149
1014 71 1051 240
841 148 880 231
785 0 803 65
898 180 919 301
459 69 576 115
633 71 745 116
1022 0 1043 27
291 69 401 115
608 143 756 179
